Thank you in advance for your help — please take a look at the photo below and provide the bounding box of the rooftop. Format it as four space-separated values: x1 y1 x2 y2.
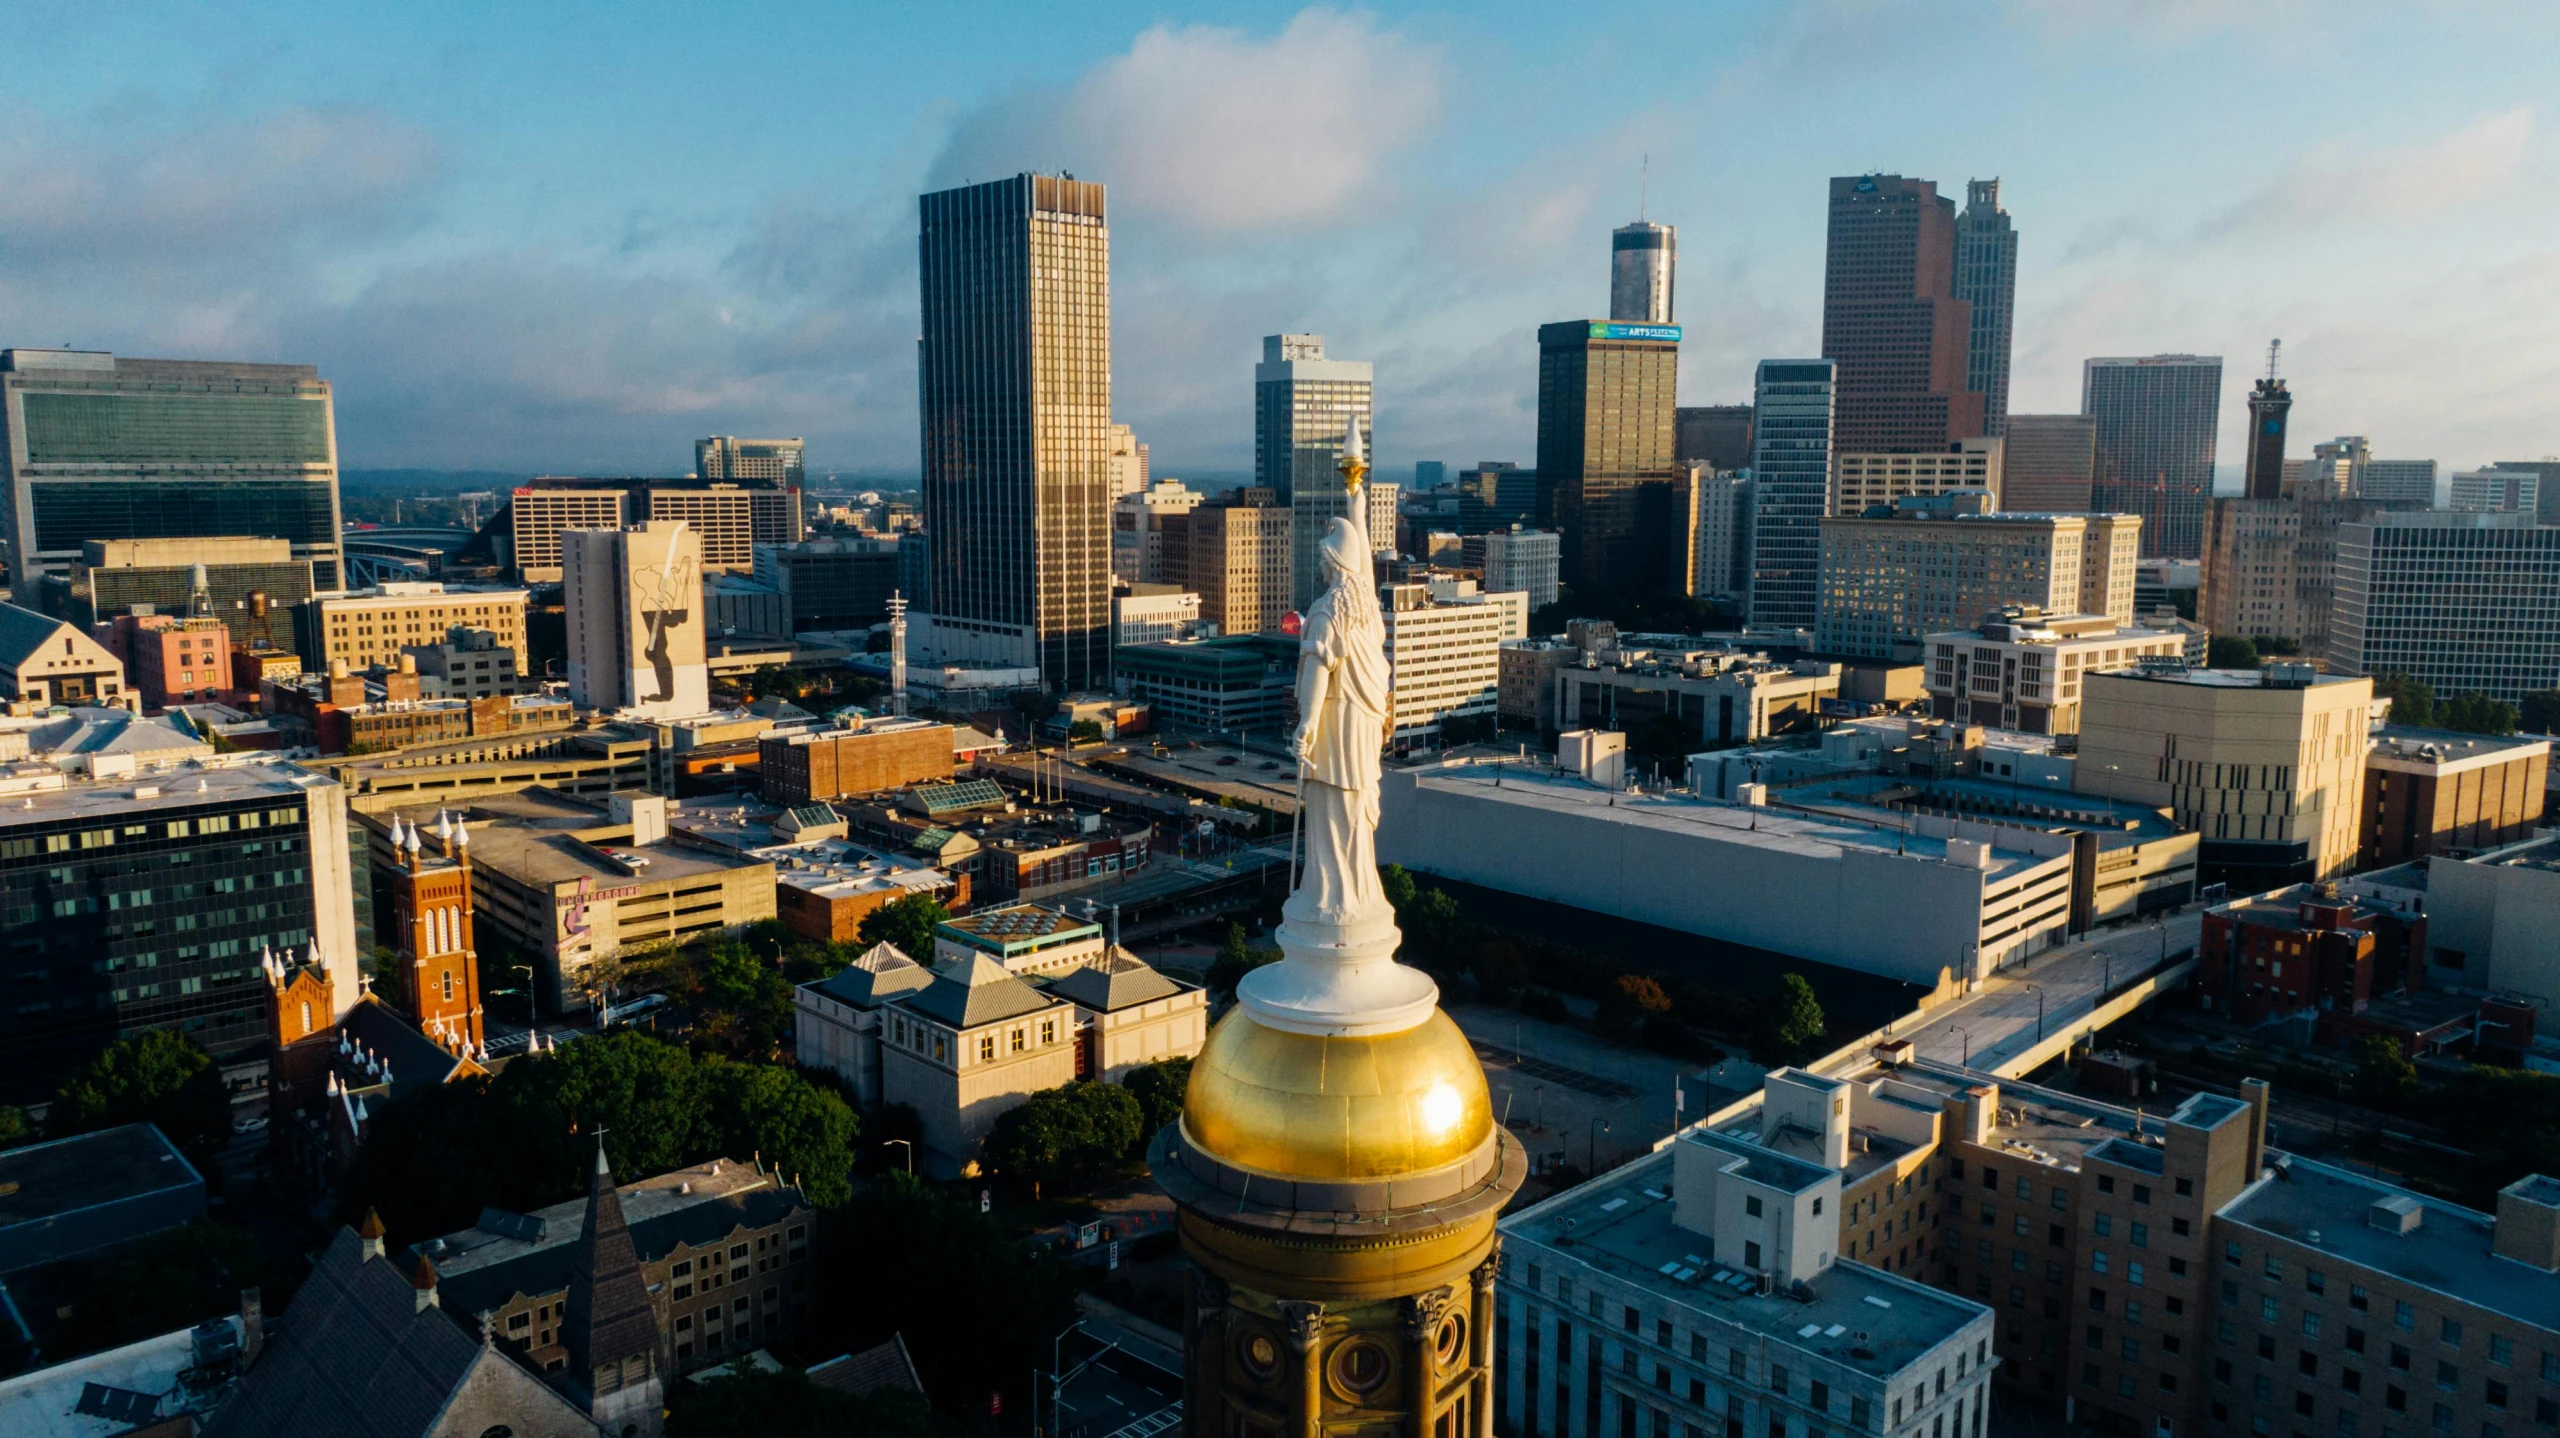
1044 949 1193 1012
1781 774 2182 850
1505 1146 1987 1379
1404 761 2065 882
420 1157 799 1308
0 1321 239 1438
440 788 772 890
0 756 332 825
2458 833 2560 876
2367 726 2553 770
2220 1158 2560 1334
943 903 1100 952
2086 665 2359 690
0 1124 204 1269
760 838 954 904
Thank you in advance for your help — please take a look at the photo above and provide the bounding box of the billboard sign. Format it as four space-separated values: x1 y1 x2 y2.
1589 322 1682 343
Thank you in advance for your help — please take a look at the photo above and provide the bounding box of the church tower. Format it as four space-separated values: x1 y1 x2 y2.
1153 432 1523 1438
563 1140 666 1437
385 811 484 1051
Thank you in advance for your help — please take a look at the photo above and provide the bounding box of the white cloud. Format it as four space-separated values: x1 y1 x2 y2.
932 9 1443 233
2201 105 2535 239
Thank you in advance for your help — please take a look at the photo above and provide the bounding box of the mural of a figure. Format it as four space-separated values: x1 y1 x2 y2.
1289 516 1391 924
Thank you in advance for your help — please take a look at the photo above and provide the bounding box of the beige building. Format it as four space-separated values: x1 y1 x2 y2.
1830 436 2004 513
2075 664 2372 886
1497 637 1576 731
792 942 933 1108
1383 580 1510 742
1922 608 2188 735
1174 495 1291 637
304 583 530 675
1817 497 2140 660
644 486 764 572
1112 479 1204 586
878 953 1077 1178
565 521 707 719
2199 496 2388 653
1046 950 1208 1083
509 487 629 582
0 603 130 708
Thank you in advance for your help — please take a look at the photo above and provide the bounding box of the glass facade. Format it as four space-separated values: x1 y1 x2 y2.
2 793 321 1093
1744 360 1838 630
1535 323 1682 602
32 480 337 551
2083 356 2223 561
2330 516 2560 703
19 390 330 464
1954 181 2017 439
918 175 1114 691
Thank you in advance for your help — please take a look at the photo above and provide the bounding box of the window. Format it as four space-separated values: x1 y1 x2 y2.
2438 1361 2459 1391
2266 1256 2285 1280
2096 1214 2113 1238
2133 1184 2151 1205
2306 1270 2326 1297
1745 1196 1763 1218
2398 1302 2417 1331
2130 1221 2149 1249
2490 1335 2513 1366
2443 1318 2464 1346
978 1036 996 1062
2226 1242 2244 1268
2094 1252 2111 1276
2176 1177 2194 1197
2099 1175 2117 1194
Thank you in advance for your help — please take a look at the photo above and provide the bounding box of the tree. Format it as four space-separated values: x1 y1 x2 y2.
1598 973 1673 1036
857 894 951 961
2523 689 2560 736
48 1028 232 1158
1121 1057 1193 1149
1207 923 1276 997
699 1059 861 1206
1068 718 1104 744
2370 672 2436 729
2206 635 2259 670
2439 693 2520 736
666 1369 942 1438
981 1081 1145 1188
1760 973 1828 1060
685 937 797 1061
1378 865 1419 912
2350 1033 2421 1112
1471 938 1528 1006
0 1105 27 1148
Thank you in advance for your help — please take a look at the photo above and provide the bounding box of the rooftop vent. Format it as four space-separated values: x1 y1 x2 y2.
2369 1194 2423 1235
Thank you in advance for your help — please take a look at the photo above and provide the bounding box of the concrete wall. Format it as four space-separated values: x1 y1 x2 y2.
2428 855 2560 1010
1380 769 2032 988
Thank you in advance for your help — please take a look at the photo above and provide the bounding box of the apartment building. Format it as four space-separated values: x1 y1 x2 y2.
298 583 530 675
1831 439 2005 515
1922 609 2187 736
2075 664 2373 889
1383 580 1509 743
1818 497 2140 661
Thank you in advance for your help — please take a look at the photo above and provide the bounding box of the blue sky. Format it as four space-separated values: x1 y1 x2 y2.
4 1 2554 481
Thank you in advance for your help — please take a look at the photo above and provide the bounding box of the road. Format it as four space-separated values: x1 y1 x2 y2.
1049 1324 1182 1438
1860 911 2200 1076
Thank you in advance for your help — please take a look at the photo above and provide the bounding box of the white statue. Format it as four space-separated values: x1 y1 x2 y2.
1289 516 1391 924
1237 422 1438 1038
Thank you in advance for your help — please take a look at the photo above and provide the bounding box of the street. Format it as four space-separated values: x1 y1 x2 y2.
1866 911 2199 1076
1049 1324 1182 1438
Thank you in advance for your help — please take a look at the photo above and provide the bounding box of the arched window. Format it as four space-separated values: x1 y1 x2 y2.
299 1001 313 1035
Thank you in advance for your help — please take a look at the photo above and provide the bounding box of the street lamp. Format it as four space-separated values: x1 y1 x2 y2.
2023 982 2046 1042
884 1139 913 1176
1950 1025 1973 1069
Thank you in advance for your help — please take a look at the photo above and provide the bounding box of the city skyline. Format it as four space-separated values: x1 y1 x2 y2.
3 4 2555 482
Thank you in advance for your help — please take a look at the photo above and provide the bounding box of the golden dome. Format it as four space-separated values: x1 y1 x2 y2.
1182 1007 1493 1181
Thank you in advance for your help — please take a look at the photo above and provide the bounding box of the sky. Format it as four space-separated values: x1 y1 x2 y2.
4 1 2556 483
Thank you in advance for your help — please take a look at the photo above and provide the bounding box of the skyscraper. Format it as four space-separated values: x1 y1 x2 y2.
917 173 1114 690
1534 320 1685 602
1674 404 1755 471
1743 358 1838 630
1954 179 2018 438
1820 175 1985 452
1255 333 1373 499
2083 355 2224 559
0 348 346 590
2002 414 2099 511
1609 220 1675 324
2242 345 2292 500
2331 512 2560 705
564 520 708 719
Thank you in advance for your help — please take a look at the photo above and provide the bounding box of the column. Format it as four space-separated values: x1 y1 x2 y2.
1282 1300 1326 1438
1472 1253 1501 1438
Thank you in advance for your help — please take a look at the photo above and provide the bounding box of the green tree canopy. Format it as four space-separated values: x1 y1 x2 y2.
1068 718 1105 744
2350 1033 2421 1112
48 1028 232 1157
0 1105 28 1149
2523 689 2560 736
2438 693 2519 736
857 894 951 962
1207 923 1278 997
1760 973 1828 1061
1378 864 1419 912
2371 672 2437 728
1121 1056 1192 1147
981 1081 1145 1188
683 937 796 1061
2206 635 2259 670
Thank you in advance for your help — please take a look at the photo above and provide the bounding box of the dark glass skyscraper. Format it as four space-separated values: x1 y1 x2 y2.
2084 355 2224 560
0 349 345 590
917 174 1114 690
1954 179 2017 439
1821 175 1984 453
1744 358 1837 631
1534 320 1685 603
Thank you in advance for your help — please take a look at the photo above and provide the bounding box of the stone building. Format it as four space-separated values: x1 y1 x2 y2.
878 954 1078 1177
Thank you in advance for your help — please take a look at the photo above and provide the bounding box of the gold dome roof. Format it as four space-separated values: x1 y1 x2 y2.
1182 1007 1493 1181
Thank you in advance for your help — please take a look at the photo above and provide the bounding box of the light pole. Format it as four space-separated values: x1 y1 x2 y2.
885 1139 913 1176
1950 1025 1973 1069
2024 982 2046 1043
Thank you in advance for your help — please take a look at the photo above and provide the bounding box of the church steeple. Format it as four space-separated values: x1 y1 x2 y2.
382 809 484 1050
561 1138 664 1437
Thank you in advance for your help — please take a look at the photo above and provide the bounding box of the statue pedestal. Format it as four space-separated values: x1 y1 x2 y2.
1238 895 1440 1037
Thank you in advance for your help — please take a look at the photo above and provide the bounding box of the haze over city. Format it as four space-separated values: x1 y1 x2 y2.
6 1 2555 477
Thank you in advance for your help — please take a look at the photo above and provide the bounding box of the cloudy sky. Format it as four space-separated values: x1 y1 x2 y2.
5 2 2555 481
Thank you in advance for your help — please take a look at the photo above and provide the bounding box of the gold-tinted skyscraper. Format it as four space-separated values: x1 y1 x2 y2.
1155 436 1523 1438
918 174 1114 690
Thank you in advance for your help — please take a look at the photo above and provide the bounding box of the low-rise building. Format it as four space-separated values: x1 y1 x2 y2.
405 625 524 699
793 942 934 1107
1115 634 1299 735
1114 587 1206 647
422 1155 816 1376
296 581 529 676
109 612 237 709
1045 950 1207 1082
1920 608 2188 736
2360 727 2549 868
315 726 656 812
0 1123 208 1274
1498 637 1576 732
1557 647 1841 748
935 903 1106 977
762 833 964 944
879 954 1078 1177
759 720 955 806
2198 883 2429 1036
2420 833 2560 1015
0 603 130 709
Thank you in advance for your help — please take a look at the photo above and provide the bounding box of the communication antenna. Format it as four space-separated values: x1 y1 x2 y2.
1640 153 1650 221
2265 339 2282 384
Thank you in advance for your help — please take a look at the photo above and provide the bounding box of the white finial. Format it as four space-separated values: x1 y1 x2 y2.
404 827 421 853
454 823 468 847
436 811 453 842
353 1096 369 1123
1340 410 1365 466
388 815 405 846
380 1061 393 1085
326 1071 339 1095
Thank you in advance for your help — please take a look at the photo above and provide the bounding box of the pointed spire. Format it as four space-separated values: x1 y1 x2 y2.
412 1253 440 1311
353 1095 369 1123
1340 410 1365 466
388 815 405 847
357 1208 386 1262
562 1132 661 1407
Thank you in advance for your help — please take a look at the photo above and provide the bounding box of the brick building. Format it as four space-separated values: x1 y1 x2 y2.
759 721 955 805
2361 729 2550 868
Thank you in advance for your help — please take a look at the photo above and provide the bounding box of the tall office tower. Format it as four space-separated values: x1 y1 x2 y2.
1954 179 2018 437
1255 333 1374 500
564 520 708 719
2001 414 2098 511
1689 466 1753 601
1413 460 1446 490
2358 457 2440 508
2242 346 2292 500
2083 354 2223 559
1743 359 1838 630
1820 175 1985 451
918 173 1114 690
2332 514 2560 705
2200 494 2379 654
1534 321 1685 602
1674 404 1755 470
1609 220 1676 324
2447 469 2541 514
695 435 804 487
0 349 346 590
1453 463 1537 534
1460 526 1560 611
1829 438 2003 514
1107 422 1149 496
1172 492 1291 637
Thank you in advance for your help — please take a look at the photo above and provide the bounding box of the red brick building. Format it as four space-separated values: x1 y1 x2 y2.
2199 884 2429 1036
759 721 954 805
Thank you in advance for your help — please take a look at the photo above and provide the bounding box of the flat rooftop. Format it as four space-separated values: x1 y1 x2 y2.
447 791 772 889
2087 666 2358 690
943 904 1100 951
763 839 952 903
1827 1060 2156 1173
1408 763 2062 882
0 757 331 824
2368 726 2552 767
2220 1159 2560 1334
1506 1147 1986 1379
1783 774 2180 849
0 1124 203 1253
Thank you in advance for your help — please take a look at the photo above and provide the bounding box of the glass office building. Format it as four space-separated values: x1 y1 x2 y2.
1743 359 1838 631
2082 354 2223 560
0 350 344 589
1535 320 1686 603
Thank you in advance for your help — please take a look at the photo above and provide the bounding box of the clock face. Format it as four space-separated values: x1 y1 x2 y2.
2265 420 2282 434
